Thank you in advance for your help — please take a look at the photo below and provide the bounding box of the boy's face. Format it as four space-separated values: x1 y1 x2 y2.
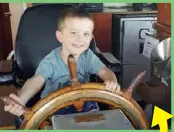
56 17 94 55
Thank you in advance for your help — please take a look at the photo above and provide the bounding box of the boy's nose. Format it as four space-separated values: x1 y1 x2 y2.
76 34 85 41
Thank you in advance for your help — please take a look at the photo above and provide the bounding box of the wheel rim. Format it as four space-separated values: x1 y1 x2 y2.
20 83 149 129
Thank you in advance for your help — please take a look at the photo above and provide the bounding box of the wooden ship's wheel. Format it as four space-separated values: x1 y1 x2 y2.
1 55 149 130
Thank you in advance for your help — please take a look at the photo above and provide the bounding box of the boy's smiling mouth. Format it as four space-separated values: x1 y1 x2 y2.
73 43 83 48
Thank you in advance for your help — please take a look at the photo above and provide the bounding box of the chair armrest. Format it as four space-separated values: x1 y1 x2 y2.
0 60 14 85
96 52 121 73
98 52 120 64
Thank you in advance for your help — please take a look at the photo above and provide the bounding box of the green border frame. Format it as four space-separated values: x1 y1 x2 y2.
0 0 172 132
0 0 172 3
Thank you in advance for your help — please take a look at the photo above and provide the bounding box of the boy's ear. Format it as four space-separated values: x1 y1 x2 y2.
56 30 63 43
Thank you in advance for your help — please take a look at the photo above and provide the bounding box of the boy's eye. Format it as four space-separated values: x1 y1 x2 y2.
70 32 76 35
84 33 90 36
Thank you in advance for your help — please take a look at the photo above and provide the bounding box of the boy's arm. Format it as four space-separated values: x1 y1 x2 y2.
86 49 120 93
18 74 45 106
4 54 53 116
97 66 117 83
97 66 120 93
4 74 45 116
19 54 53 105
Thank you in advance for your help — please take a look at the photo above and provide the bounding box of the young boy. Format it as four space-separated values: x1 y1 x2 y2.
4 7 120 117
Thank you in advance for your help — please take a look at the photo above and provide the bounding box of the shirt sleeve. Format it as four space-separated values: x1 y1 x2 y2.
35 56 53 80
87 49 105 75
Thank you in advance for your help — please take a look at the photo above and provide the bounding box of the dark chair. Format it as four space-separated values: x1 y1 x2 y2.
0 4 121 128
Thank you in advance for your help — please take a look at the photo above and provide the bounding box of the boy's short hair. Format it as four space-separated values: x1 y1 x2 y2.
58 7 94 31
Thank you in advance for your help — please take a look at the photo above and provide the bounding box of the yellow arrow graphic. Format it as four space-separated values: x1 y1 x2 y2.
151 106 173 132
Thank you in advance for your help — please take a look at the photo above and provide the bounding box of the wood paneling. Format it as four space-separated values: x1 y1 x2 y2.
92 13 112 52
157 3 171 26
0 4 13 60
156 3 171 40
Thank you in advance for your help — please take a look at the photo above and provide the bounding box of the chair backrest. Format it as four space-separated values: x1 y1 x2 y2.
14 4 96 81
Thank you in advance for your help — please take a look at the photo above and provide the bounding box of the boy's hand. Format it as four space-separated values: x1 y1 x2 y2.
104 81 121 93
4 93 25 116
